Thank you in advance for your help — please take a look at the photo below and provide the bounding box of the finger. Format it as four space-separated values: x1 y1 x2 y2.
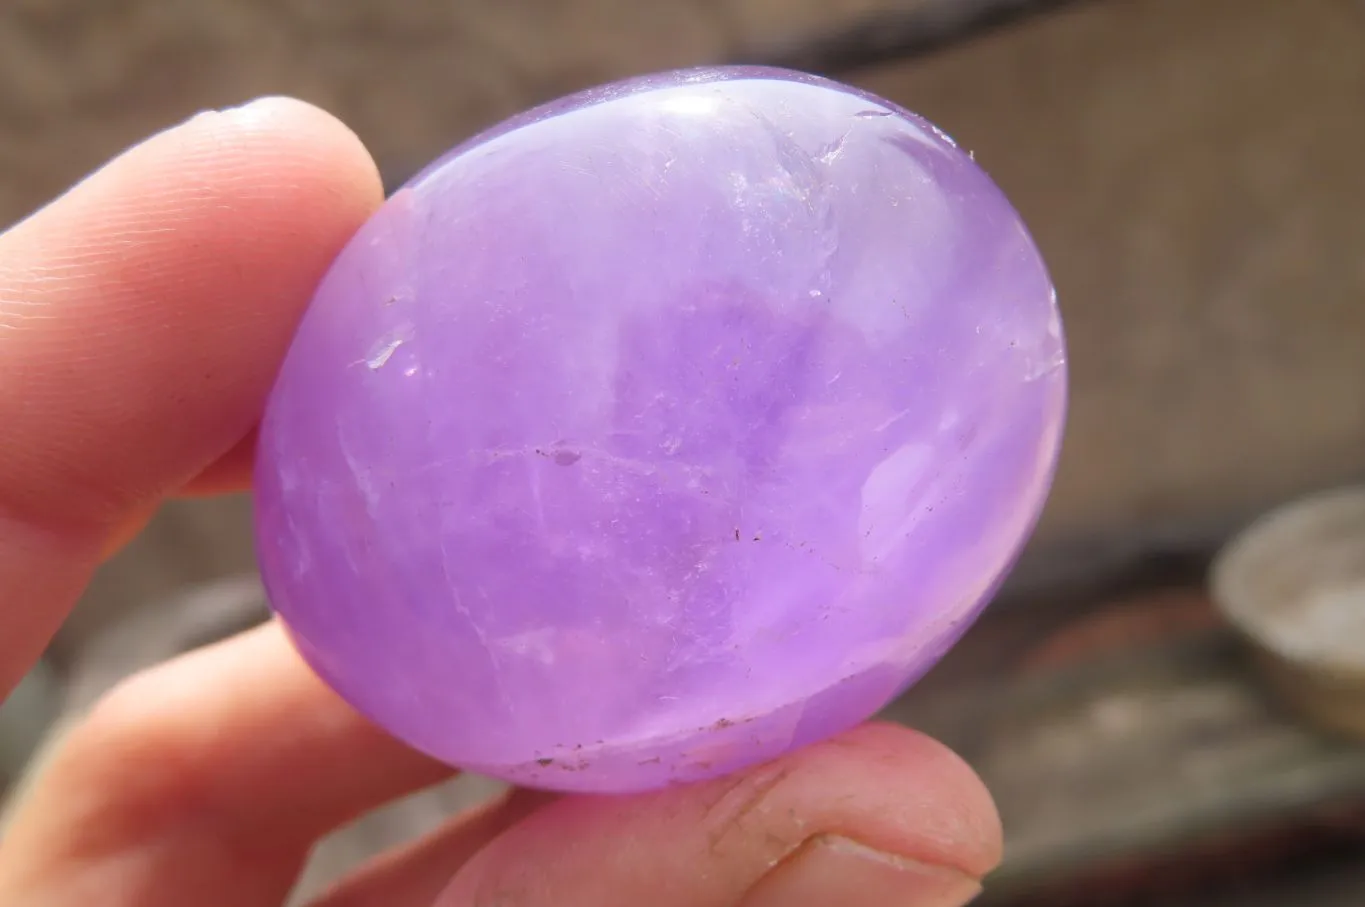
0 96 383 697
306 789 555 907
438 722 999 907
181 429 260 496
0 623 454 907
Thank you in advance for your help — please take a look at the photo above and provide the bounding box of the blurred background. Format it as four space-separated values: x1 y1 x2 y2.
1 0 1364 904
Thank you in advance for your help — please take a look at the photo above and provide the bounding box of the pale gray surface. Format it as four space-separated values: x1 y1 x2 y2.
0 660 57 784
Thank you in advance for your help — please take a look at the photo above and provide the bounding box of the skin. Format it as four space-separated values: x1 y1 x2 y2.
0 98 1001 907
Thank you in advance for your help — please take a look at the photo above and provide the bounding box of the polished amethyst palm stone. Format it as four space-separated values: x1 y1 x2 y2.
253 67 1067 793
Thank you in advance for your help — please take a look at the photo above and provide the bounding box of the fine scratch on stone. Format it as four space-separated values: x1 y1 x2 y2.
357 324 416 370
873 407 914 433
926 121 959 149
1025 350 1068 382
443 574 516 716
744 106 842 298
480 445 712 483
365 338 404 369
816 130 850 166
528 460 550 535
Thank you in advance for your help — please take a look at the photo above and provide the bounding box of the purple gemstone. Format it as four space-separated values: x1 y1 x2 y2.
254 67 1066 793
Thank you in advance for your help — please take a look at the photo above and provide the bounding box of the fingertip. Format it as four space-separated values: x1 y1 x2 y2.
0 94 383 528
442 723 1002 907
208 95 384 208
694 722 1001 879
826 722 1003 875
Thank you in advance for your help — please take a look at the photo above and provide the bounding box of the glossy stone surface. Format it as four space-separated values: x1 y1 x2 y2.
254 67 1067 793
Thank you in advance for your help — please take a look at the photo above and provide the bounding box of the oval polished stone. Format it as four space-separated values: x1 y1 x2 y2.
254 67 1067 793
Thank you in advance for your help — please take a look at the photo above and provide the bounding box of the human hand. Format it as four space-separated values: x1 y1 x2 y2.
0 98 1000 907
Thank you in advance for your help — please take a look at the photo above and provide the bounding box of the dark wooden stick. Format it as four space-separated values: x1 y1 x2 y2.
731 0 1095 76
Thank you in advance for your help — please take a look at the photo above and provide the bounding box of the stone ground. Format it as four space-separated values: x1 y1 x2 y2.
0 0 1362 902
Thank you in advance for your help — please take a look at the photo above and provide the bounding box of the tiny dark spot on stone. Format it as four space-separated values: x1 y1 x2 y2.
639 756 662 765
536 757 554 767
734 528 741 541
714 717 735 729
752 533 762 542
553 449 582 466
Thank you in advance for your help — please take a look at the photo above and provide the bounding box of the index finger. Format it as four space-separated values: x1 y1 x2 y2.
0 97 383 696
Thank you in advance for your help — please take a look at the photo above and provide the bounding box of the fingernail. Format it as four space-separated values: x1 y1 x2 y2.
741 835 982 907
219 96 286 121
178 97 275 132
